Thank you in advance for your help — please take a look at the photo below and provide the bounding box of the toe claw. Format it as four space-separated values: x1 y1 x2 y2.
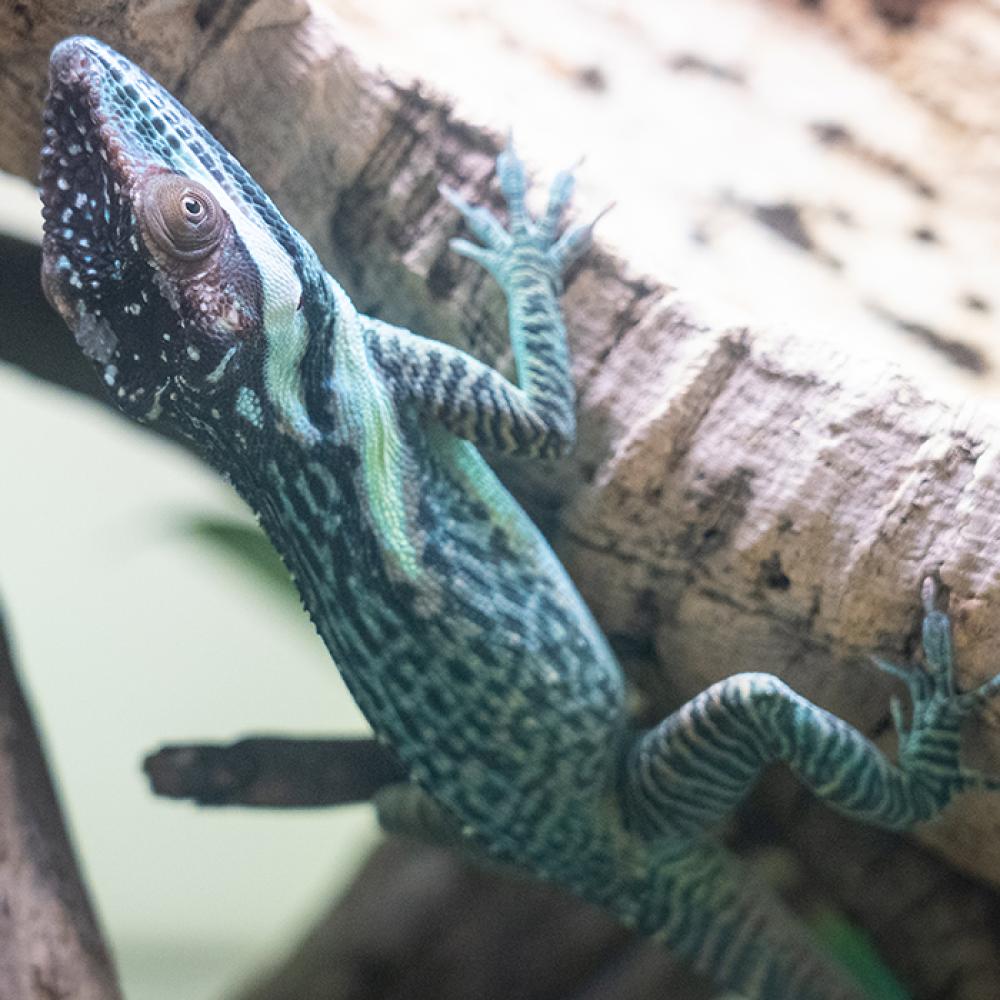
438 183 464 206
960 673 1000 711
921 610 955 683
497 130 521 177
551 202 613 270
870 654 912 684
921 573 949 615
960 767 1000 792
497 136 529 228
440 184 511 252
449 237 499 274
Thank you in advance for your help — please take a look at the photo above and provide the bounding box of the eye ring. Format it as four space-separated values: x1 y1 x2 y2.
137 173 227 266
182 195 205 219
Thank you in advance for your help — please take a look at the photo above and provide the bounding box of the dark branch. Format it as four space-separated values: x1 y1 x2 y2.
144 735 406 807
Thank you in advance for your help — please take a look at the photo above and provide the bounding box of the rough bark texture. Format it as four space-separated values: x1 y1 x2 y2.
3 2 1000 998
0 613 122 1000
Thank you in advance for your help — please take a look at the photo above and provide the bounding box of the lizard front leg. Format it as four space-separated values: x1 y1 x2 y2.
365 139 598 459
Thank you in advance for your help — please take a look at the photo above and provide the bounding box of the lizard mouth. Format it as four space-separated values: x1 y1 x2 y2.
39 38 140 338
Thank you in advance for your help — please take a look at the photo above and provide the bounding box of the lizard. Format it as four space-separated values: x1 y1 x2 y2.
37 35 1000 1000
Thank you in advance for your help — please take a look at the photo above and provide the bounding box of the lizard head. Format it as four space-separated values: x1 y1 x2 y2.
40 36 329 444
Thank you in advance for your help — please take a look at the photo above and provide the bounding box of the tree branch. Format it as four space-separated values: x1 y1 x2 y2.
144 736 405 807
0 610 122 1000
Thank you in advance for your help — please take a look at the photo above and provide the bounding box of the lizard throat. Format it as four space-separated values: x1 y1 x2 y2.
39 41 137 331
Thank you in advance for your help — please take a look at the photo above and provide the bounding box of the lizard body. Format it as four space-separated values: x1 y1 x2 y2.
39 37 1000 1000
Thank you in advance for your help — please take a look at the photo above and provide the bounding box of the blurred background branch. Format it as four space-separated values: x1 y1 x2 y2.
0 609 122 1000
144 737 405 808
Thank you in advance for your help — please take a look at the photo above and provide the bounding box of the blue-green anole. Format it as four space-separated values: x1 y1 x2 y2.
39 35 1000 1000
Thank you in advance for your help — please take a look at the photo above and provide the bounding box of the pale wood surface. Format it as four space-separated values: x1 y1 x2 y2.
331 0 1000 404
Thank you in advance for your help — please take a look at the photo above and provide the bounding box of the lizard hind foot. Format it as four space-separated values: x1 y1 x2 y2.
871 576 1000 802
869 576 961 707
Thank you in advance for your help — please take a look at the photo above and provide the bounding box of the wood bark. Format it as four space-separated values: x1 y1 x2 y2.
3 1 1000 998
0 612 122 1000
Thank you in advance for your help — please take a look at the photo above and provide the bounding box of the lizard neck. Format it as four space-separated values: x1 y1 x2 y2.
205 280 424 725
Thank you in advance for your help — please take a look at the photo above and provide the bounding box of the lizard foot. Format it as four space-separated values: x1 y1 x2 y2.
871 575 1000 799
440 135 606 287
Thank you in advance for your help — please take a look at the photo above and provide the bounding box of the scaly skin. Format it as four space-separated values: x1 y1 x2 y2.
39 37 1000 1000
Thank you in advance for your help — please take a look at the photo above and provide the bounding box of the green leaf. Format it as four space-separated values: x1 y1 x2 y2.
180 515 298 601
812 909 910 1000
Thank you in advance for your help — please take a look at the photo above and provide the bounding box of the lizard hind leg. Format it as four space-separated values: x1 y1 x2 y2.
622 578 1000 842
637 838 868 1000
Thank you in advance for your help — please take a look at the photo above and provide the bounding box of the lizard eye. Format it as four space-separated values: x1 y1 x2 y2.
137 174 226 266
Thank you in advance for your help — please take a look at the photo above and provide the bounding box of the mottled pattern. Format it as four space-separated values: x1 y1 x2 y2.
40 37 1000 1000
